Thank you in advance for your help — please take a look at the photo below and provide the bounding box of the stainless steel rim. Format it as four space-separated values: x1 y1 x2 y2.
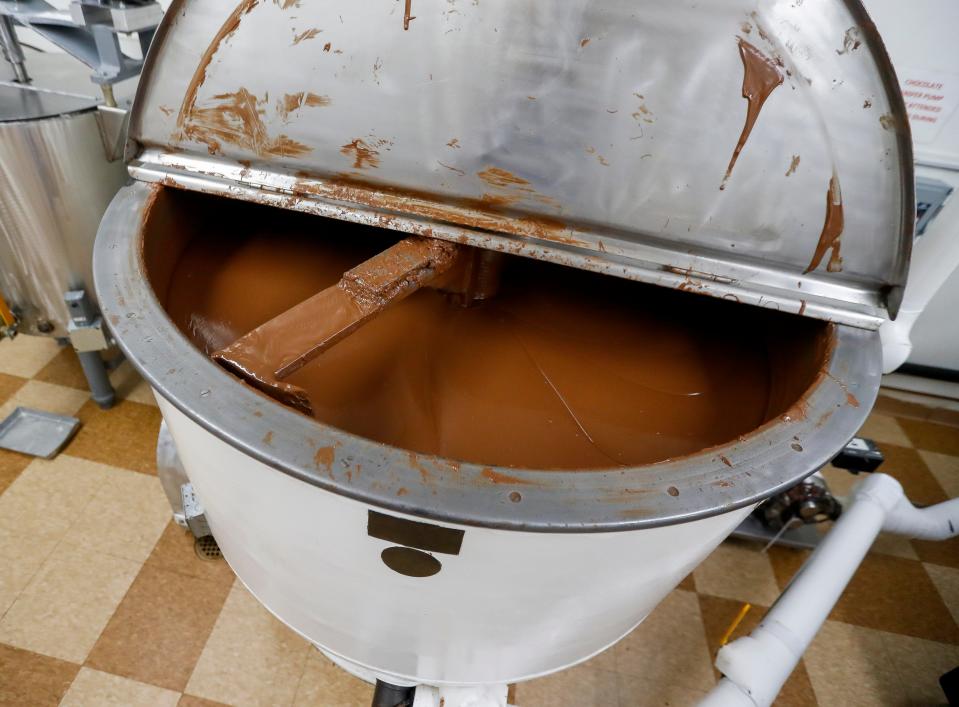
94 181 882 532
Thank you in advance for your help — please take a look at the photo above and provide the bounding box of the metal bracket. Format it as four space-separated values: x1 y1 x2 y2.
181 483 212 539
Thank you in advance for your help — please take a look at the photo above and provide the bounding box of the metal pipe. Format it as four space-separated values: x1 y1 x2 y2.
0 15 29 84
76 350 116 409
700 473 959 707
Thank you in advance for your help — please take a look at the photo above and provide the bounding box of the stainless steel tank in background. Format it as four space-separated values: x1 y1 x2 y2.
0 81 126 338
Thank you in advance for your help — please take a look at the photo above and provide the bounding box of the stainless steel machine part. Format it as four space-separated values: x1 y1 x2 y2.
0 0 160 87
127 0 914 328
0 14 27 83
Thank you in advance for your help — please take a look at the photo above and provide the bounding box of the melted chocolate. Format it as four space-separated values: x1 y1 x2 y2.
721 38 784 190
805 173 844 273
154 195 823 470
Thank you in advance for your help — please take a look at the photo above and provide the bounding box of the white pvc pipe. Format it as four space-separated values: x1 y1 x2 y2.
701 473 959 707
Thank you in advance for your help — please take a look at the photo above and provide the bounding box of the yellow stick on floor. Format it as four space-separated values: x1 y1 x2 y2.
720 602 752 646
0 290 14 329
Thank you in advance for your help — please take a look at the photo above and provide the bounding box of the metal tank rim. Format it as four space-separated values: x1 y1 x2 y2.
94 181 882 533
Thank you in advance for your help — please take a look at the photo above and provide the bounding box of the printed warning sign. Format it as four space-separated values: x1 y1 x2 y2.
898 67 959 144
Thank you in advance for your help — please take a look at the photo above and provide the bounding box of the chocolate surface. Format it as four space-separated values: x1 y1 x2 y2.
152 189 826 470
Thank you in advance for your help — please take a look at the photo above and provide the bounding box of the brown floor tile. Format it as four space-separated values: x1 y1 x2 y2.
697 594 816 706
0 449 31 496
912 535 959 570
178 696 231 707
144 522 236 588
677 572 695 592
0 642 80 707
66 399 162 475
876 443 949 506
768 546 959 644
873 393 936 422
898 417 959 456
33 348 90 390
86 563 233 692
0 372 26 407
930 407 959 428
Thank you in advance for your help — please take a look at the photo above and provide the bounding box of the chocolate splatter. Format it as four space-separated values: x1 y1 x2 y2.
176 0 261 136
836 26 862 55
477 167 530 188
277 92 330 119
785 154 800 177
404 0 415 30
580 37 590 47
182 88 311 157
341 138 380 169
720 37 784 190
804 173 844 274
291 28 321 45
273 0 299 8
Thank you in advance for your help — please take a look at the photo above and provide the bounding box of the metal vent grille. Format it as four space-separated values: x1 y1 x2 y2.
194 535 222 561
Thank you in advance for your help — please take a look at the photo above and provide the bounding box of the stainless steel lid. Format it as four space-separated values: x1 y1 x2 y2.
128 0 913 328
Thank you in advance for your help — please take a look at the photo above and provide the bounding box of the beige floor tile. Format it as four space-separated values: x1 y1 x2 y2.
0 455 110 539
109 361 158 407
59 667 180 707
927 563 959 627
0 541 140 663
515 663 619 707
919 449 959 498
0 525 60 618
804 621 907 706
0 379 89 421
616 673 708 706
62 467 171 563
858 413 912 447
0 336 61 378
292 647 373 707
0 372 26 408
613 589 715 692
693 538 781 606
879 631 959 705
185 583 311 707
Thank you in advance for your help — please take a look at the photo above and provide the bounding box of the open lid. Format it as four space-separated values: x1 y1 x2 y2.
127 0 914 329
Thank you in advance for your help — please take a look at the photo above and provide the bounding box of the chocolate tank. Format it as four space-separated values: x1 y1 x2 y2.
94 0 912 693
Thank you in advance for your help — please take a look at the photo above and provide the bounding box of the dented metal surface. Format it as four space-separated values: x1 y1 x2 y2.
129 0 913 325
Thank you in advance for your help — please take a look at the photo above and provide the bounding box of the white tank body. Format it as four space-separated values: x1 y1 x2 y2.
158 396 751 685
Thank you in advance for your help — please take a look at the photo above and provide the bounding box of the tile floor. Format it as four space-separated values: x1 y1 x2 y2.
0 334 956 706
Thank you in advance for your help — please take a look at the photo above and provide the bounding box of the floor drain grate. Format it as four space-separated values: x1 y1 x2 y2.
194 535 222 561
